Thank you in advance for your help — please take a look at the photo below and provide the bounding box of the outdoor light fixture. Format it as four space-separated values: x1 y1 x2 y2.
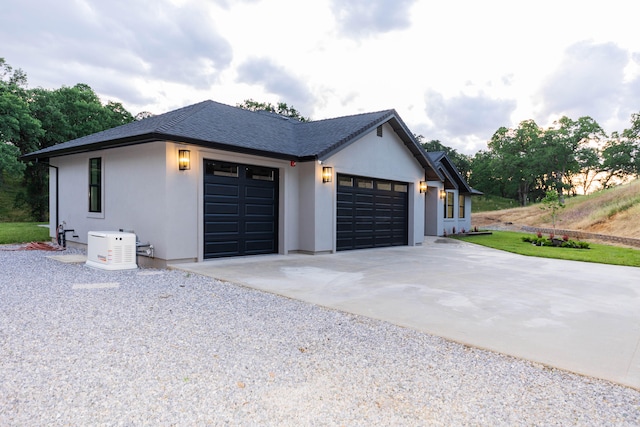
439 189 446 199
178 149 190 170
322 166 333 183
419 181 427 193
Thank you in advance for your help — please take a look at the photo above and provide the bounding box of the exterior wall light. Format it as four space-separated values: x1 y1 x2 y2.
322 166 333 183
419 181 427 193
440 189 446 199
178 149 190 170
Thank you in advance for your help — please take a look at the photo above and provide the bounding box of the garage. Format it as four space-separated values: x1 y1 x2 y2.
336 174 408 251
204 160 278 258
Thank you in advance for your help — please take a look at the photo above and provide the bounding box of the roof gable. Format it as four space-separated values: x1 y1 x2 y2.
425 151 479 195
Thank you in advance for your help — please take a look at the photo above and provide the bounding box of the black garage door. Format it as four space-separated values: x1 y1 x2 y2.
204 160 278 259
336 174 408 251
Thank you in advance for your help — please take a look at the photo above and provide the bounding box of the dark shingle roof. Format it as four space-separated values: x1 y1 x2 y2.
22 100 438 174
425 150 481 195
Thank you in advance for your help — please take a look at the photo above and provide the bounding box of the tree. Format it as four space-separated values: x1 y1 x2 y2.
0 142 25 183
418 137 471 181
237 99 310 122
540 189 564 230
19 84 135 220
0 60 43 184
542 116 605 200
487 120 544 206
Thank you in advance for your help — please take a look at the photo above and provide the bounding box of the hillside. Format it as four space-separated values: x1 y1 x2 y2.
473 179 640 240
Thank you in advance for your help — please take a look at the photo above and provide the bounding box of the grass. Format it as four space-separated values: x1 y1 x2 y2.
0 222 51 245
452 230 640 268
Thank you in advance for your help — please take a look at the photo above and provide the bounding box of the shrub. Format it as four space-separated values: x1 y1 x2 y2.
562 234 569 242
522 234 589 249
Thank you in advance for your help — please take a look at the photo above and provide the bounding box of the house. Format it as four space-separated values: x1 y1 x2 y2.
22 100 479 267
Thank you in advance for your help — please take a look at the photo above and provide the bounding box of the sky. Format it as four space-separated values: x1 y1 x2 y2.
2 0 640 154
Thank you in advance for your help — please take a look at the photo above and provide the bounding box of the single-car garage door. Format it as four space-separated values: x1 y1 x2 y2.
204 160 278 258
336 174 408 251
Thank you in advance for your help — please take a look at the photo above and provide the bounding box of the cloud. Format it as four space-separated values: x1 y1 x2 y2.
424 90 516 137
330 0 416 37
536 41 628 124
236 57 315 114
0 1 232 92
417 90 516 153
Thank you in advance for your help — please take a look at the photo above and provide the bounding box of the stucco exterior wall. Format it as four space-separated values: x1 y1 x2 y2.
50 142 169 255
321 123 426 248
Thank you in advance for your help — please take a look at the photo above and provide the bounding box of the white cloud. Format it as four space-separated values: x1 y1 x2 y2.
2 0 640 151
330 0 416 37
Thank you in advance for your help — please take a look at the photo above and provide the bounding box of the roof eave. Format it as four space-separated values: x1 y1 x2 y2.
20 132 301 163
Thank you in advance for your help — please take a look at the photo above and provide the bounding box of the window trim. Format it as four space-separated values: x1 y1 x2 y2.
88 157 104 218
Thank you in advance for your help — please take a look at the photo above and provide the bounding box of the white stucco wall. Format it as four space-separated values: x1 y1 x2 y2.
50 142 191 261
424 185 473 236
316 123 427 250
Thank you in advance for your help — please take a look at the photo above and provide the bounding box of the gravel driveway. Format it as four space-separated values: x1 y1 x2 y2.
1 248 639 426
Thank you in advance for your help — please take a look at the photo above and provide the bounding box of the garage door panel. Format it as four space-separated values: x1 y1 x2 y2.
204 221 239 234
204 160 278 259
337 174 408 251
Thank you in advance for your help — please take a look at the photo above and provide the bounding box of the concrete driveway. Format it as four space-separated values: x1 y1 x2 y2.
171 237 640 389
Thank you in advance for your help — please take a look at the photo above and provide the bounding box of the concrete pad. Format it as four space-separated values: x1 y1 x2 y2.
170 237 640 389
47 254 87 264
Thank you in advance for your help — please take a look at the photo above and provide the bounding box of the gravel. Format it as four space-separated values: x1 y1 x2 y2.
1 248 639 426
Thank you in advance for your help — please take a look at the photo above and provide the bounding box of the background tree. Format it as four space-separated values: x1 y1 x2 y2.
541 116 605 201
1 58 136 220
0 59 43 185
418 137 471 181
237 99 310 122
19 84 135 220
486 120 543 205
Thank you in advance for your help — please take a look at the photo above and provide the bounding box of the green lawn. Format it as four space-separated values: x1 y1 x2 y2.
452 230 640 268
0 222 51 245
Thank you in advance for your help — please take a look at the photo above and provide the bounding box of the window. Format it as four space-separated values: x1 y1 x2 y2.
356 178 373 189
376 125 383 137
394 183 408 193
89 158 102 213
338 176 353 187
206 162 238 177
246 166 274 181
444 191 454 219
459 195 466 218
377 181 392 191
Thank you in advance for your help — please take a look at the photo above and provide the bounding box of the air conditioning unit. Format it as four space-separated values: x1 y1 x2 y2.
86 231 137 270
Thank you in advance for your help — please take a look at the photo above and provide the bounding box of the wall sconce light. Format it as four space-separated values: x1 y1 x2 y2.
322 166 333 183
439 189 447 199
419 181 427 193
178 149 190 170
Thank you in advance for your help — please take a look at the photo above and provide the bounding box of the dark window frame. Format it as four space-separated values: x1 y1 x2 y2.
89 157 102 213
444 191 454 219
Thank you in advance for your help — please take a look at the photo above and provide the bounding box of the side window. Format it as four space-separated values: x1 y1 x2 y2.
444 191 454 219
459 195 465 218
89 157 102 213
